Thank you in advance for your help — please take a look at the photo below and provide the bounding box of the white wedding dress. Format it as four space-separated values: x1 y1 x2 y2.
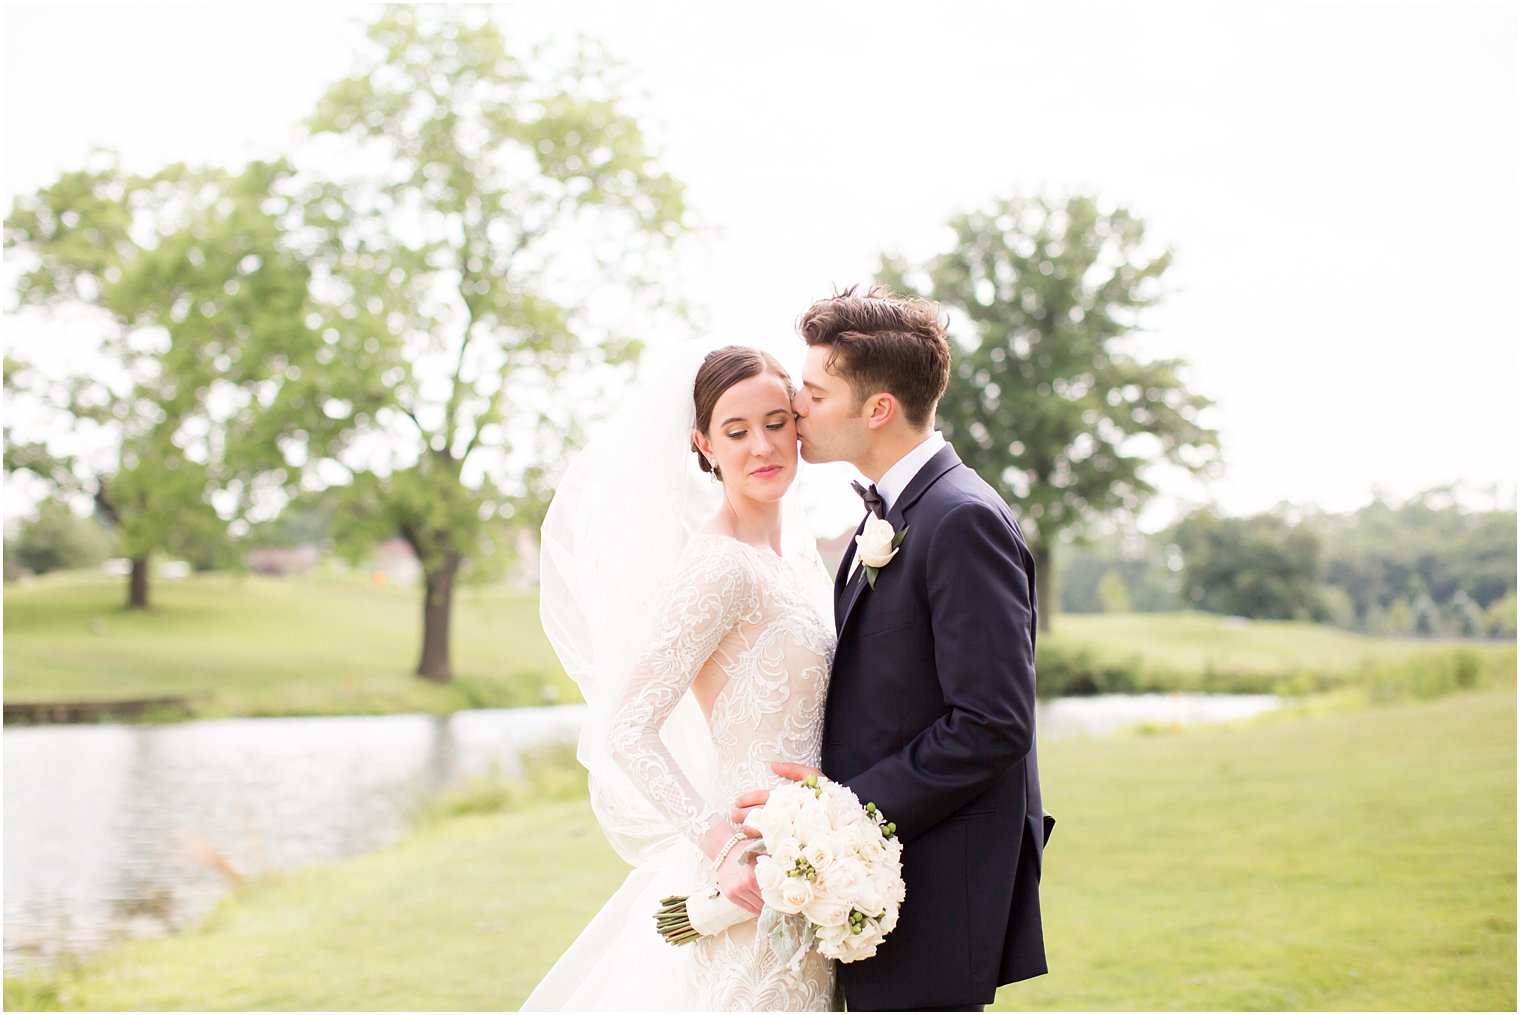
525 532 839 1011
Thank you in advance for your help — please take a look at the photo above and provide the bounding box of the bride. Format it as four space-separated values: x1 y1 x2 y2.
526 344 838 1011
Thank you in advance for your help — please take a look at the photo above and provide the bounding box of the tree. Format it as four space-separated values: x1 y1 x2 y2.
4 500 113 576
879 194 1218 630
4 158 347 607
1096 569 1133 613
1313 490 1516 632
1172 508 1326 621
1483 590 1517 637
295 9 688 681
1056 523 1181 614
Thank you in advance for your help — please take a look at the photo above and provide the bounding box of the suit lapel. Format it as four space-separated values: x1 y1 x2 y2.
836 444 963 639
834 514 867 633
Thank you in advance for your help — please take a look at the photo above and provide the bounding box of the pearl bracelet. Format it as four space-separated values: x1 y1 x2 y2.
712 830 748 869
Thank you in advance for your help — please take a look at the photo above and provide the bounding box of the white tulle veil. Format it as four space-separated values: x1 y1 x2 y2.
539 339 723 866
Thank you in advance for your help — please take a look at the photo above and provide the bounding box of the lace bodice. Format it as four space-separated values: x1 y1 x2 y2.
606 531 838 1011
609 532 836 845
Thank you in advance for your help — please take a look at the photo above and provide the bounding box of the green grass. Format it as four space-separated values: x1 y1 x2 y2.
2 570 574 718
6 572 1514 721
8 690 1513 1011
1046 611 1505 674
1040 611 1516 697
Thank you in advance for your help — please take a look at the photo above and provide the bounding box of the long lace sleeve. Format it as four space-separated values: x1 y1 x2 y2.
607 539 758 847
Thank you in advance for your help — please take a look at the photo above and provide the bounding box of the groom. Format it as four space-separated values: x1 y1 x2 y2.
735 286 1052 1011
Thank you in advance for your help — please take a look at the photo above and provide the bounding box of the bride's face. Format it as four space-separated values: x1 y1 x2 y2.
693 372 799 502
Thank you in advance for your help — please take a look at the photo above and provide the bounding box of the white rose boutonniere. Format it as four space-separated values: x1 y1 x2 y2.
855 517 909 589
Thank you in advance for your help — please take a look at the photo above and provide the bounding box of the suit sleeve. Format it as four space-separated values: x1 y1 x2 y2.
844 499 1037 843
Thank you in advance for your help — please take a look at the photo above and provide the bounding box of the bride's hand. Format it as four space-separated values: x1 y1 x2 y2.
716 847 764 915
700 822 763 914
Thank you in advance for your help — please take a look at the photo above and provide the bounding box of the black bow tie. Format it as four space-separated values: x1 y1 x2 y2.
851 480 886 520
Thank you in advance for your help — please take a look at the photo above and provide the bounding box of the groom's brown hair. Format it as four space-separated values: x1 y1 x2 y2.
797 285 950 429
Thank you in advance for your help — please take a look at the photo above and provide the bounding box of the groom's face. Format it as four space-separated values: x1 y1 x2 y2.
793 345 869 467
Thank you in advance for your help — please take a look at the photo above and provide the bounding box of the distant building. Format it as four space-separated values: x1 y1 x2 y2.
245 545 321 576
372 538 423 584
508 527 541 591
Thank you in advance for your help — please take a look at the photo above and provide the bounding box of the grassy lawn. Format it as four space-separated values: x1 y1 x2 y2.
9 689 1513 1011
6 570 1513 719
1045 610 1509 676
2 570 573 717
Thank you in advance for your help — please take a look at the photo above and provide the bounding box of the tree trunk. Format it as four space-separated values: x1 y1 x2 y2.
128 555 150 610
1032 540 1054 635
416 553 461 683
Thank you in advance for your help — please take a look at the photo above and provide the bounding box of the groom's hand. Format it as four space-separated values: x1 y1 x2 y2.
731 761 823 826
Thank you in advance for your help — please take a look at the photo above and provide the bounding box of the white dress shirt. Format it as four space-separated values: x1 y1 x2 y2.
850 431 947 577
872 430 947 516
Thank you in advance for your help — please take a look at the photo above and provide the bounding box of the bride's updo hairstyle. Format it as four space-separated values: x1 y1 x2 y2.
691 346 794 480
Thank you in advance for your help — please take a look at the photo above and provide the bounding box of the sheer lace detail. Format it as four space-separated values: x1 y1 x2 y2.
607 532 838 1010
608 536 761 843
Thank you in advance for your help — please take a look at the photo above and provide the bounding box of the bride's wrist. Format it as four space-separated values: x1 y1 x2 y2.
699 820 743 862
711 829 748 870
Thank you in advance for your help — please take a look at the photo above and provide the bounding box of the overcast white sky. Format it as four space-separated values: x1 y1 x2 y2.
3 1 1516 535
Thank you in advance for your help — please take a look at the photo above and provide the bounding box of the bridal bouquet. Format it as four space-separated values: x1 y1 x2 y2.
656 775 904 966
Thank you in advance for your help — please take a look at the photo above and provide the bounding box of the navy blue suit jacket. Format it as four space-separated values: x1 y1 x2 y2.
823 443 1052 1010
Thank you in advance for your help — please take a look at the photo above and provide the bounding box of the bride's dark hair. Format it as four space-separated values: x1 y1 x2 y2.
691 346 794 479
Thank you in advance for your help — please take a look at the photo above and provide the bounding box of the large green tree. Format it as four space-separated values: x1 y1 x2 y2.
880 194 1218 630
296 9 688 681
1172 507 1326 621
4 158 349 607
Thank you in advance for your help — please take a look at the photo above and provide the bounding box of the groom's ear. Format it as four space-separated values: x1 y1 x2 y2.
862 392 898 431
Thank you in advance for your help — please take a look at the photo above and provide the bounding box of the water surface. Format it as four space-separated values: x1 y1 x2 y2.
3 694 1278 971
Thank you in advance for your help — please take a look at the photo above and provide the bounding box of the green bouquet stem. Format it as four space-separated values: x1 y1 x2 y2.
655 895 702 946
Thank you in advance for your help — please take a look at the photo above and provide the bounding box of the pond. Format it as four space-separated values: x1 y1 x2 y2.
3 693 1279 972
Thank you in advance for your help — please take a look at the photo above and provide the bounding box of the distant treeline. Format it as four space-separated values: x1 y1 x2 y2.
9 486 1514 640
1059 490 1516 638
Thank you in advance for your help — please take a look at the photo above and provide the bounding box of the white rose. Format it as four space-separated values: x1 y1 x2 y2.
854 517 902 569
803 896 851 929
818 777 859 803
774 876 814 914
804 836 836 871
754 856 787 892
747 809 783 843
768 834 802 868
859 834 888 862
831 922 885 962
852 883 885 918
824 792 863 827
833 820 870 853
815 921 851 947
773 784 810 817
817 860 865 903
795 806 833 845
